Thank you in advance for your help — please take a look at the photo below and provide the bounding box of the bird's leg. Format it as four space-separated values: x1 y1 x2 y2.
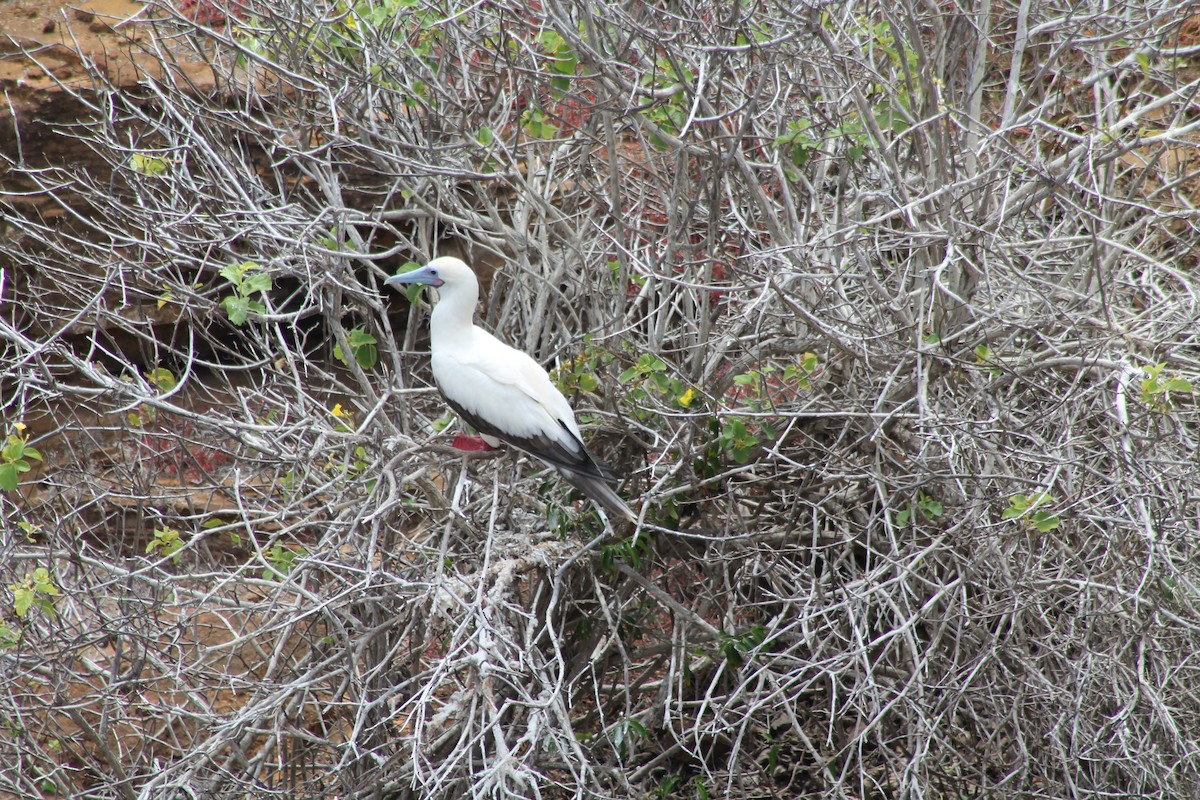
486 458 502 540
450 457 472 513
492 448 528 524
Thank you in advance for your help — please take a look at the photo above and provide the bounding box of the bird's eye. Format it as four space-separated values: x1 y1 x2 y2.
429 269 438 276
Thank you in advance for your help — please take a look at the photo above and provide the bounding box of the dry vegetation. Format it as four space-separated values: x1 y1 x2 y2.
2 0 1200 797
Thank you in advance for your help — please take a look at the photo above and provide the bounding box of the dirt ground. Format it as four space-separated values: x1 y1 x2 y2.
0 0 219 219
2 0 148 140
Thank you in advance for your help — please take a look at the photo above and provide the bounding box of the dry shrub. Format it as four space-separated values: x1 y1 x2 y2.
2 0 1199 797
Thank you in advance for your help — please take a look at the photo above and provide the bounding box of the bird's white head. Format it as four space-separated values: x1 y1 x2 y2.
385 256 477 292
385 256 481 339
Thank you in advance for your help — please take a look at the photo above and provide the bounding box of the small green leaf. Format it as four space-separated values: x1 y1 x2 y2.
1030 512 1061 532
12 585 33 617
0 463 18 493
2 436 25 462
147 526 186 562
222 295 251 325
1003 492 1060 531
218 263 244 286
241 272 273 296
262 545 303 580
346 328 379 369
147 367 176 391
720 639 744 669
1164 377 1193 393
130 153 169 176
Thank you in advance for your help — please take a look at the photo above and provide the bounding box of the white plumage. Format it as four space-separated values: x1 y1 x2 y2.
386 257 636 522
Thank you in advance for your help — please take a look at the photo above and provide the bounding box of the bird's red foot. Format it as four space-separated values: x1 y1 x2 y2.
451 433 498 452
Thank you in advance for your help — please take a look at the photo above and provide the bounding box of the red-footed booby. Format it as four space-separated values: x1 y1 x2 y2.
387 257 636 523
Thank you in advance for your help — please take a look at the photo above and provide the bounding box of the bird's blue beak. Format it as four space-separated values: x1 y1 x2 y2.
385 265 444 288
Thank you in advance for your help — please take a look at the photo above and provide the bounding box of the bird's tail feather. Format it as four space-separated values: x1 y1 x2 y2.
565 473 637 523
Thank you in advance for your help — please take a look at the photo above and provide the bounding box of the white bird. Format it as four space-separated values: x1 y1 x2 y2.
386 256 636 523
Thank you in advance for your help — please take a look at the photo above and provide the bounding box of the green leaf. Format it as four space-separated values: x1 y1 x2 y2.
262 545 303 580
32 568 58 595
720 638 745 669
2 436 25 462
241 271 273 296
0 463 18 493
1030 512 1061 532
1003 492 1059 531
130 153 169 176
147 367 176 391
222 295 251 325
12 585 33 617
918 497 943 517
218 263 244 286
1164 377 1193 393
346 328 379 369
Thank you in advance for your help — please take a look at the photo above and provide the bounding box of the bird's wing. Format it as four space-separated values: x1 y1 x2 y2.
431 330 600 476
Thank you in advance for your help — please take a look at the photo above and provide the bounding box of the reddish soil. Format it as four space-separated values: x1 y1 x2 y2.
0 0 218 219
